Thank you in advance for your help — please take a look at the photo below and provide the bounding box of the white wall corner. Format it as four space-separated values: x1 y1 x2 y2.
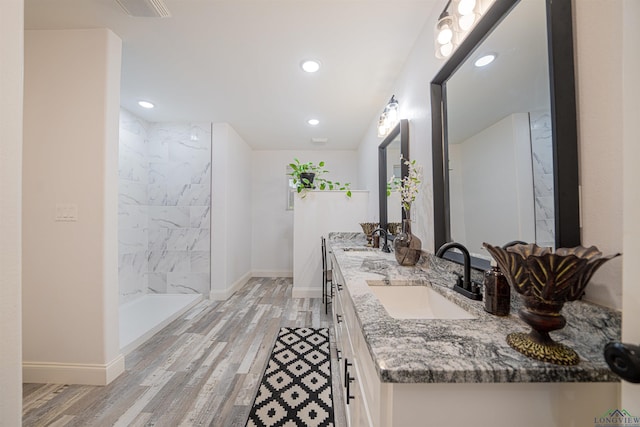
209 270 251 301
252 270 293 278
0 0 24 423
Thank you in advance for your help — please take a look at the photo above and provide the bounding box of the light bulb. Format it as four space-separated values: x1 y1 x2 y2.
138 100 154 109
437 27 453 45
387 108 398 124
378 124 387 137
307 119 319 126
439 43 454 58
457 0 477 15
458 13 476 31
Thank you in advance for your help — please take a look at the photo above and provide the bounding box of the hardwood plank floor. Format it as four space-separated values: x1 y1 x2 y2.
23 278 346 426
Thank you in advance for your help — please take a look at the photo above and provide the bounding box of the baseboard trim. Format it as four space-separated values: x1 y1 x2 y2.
252 270 293 278
210 271 252 301
23 354 125 386
291 287 322 299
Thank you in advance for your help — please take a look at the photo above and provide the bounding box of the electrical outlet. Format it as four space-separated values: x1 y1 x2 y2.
55 203 78 222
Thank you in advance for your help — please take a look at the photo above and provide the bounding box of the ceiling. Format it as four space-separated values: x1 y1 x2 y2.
24 0 439 150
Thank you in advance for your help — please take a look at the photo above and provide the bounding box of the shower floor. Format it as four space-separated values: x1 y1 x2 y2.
119 294 203 355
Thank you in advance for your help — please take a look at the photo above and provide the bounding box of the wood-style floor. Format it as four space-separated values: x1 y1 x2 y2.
22 277 346 426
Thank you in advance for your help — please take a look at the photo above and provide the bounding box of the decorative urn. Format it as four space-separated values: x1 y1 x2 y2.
359 222 379 246
483 242 620 365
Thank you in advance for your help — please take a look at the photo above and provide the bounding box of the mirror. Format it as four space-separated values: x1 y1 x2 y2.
379 119 409 234
431 0 580 269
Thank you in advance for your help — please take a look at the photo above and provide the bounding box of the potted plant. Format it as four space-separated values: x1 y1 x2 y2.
288 158 352 197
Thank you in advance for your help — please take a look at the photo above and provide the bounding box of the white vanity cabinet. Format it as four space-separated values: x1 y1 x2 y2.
331 255 375 427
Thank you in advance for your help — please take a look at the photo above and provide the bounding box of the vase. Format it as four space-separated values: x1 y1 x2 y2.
483 242 620 365
300 172 315 188
393 218 421 266
506 296 576 365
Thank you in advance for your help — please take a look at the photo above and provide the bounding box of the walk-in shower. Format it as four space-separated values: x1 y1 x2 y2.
118 109 211 353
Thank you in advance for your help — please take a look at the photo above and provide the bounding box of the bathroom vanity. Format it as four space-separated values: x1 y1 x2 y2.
328 233 620 427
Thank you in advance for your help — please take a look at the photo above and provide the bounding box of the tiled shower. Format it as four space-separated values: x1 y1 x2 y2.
118 108 211 351
529 111 555 248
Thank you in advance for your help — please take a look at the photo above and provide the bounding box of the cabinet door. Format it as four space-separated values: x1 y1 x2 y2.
345 359 374 427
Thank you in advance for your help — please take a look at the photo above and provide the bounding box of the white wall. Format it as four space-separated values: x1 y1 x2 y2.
0 0 23 423
211 123 253 299
22 29 124 385
292 191 369 297
251 150 359 277
621 0 640 411
357 4 442 252
574 1 624 309
357 1 625 310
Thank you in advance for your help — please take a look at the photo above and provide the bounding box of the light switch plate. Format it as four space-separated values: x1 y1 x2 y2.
55 203 78 222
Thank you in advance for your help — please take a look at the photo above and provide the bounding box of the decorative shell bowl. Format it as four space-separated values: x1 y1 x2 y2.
484 242 620 365
387 222 402 236
359 222 379 245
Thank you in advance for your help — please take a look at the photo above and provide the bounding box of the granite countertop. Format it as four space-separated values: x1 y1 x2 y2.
328 232 621 384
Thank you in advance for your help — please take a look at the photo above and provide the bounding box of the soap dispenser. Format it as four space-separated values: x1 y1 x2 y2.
484 259 510 316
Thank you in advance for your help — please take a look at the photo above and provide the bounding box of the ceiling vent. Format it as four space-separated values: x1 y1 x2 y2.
115 0 171 17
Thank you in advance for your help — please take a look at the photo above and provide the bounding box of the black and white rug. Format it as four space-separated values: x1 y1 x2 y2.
246 327 334 427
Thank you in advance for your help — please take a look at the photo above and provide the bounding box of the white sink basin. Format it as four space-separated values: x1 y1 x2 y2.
366 280 476 320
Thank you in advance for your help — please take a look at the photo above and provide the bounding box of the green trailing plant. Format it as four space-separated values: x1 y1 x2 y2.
386 177 401 197
288 158 352 197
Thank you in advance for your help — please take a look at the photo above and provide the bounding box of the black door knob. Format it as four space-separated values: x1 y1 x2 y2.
604 341 640 383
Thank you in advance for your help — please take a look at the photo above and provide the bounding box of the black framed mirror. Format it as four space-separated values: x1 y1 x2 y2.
379 119 409 233
431 0 580 270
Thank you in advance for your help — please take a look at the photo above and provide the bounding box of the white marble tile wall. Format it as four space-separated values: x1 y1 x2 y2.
118 109 212 304
119 109 150 304
145 121 212 295
529 111 555 247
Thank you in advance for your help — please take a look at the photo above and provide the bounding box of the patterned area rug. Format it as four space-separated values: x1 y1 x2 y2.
246 327 334 427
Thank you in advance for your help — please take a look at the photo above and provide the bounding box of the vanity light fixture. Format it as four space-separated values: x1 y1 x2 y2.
138 100 155 109
474 53 496 67
307 118 320 126
434 2 456 59
301 59 321 73
434 0 495 59
377 95 400 138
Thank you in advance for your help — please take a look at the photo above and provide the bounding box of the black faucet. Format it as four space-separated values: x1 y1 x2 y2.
372 228 391 253
435 242 482 301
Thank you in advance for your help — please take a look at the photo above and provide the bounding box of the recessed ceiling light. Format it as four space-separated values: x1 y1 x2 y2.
301 60 321 73
474 54 496 67
307 119 320 126
138 100 155 109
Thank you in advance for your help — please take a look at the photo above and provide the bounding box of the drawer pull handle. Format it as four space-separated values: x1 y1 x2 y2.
346 370 355 404
344 358 352 380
